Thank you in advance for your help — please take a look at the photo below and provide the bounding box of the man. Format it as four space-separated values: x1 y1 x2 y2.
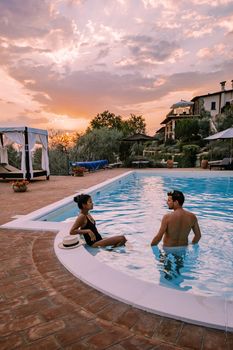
151 190 201 247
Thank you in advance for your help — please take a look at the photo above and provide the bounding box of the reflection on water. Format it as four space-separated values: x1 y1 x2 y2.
151 246 196 291
44 172 233 298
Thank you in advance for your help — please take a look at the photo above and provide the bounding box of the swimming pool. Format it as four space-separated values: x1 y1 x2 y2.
2 170 233 330
39 171 233 300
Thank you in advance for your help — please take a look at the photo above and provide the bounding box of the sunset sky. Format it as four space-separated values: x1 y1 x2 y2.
0 0 233 135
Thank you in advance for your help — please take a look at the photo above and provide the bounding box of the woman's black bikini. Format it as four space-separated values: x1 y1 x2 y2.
82 215 102 246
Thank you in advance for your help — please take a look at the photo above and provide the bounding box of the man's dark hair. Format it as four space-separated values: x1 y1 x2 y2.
167 190 185 206
74 194 91 209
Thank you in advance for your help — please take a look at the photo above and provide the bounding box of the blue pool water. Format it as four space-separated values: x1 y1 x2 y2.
39 172 233 298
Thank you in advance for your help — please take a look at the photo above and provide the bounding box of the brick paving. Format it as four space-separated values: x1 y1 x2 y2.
0 169 232 349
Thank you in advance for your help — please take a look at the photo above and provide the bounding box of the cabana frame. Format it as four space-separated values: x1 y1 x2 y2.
0 126 50 180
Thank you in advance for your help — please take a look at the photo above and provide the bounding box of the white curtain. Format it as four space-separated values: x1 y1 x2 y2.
28 132 37 179
38 134 50 175
3 132 26 177
28 133 50 178
0 135 9 164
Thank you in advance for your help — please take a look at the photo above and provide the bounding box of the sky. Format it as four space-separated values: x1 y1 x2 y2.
0 0 233 135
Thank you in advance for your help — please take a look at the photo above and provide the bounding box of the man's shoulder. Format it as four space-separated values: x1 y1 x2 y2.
183 208 196 216
162 212 172 221
182 209 197 221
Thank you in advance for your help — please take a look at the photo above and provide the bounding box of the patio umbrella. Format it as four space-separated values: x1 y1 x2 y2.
121 133 155 156
205 127 233 161
121 133 155 142
171 100 194 109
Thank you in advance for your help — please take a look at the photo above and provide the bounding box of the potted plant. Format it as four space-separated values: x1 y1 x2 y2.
200 153 209 169
166 159 174 168
201 159 208 169
72 166 85 177
12 180 29 192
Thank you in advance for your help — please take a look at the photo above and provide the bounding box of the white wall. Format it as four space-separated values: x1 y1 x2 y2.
203 90 233 117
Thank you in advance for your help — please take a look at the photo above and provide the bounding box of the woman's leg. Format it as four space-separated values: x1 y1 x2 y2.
92 235 126 248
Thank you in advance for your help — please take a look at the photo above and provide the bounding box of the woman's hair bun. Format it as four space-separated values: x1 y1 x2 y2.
73 194 90 209
73 195 80 203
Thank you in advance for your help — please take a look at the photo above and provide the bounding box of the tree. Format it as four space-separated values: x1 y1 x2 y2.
198 118 211 138
6 144 21 168
181 144 200 167
49 148 70 175
48 130 80 175
215 104 233 131
89 111 147 136
72 127 123 163
175 119 199 141
123 114 146 135
90 111 123 130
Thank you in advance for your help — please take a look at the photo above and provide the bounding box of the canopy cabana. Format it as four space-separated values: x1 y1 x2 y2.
205 127 233 162
0 126 50 180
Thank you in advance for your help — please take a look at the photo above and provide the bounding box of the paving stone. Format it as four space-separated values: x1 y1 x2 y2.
27 319 66 341
26 289 57 302
153 318 183 343
86 325 130 349
176 323 204 349
85 294 115 314
41 303 77 321
0 314 42 336
110 335 160 350
56 320 102 346
0 295 28 311
227 331 233 349
22 335 61 350
62 288 102 307
151 344 183 350
0 310 14 324
79 307 96 321
115 307 142 329
0 273 29 284
65 341 97 350
96 301 130 322
15 276 44 288
202 328 229 350
3 284 44 299
131 310 162 337
0 334 25 350
13 299 52 318
0 271 7 278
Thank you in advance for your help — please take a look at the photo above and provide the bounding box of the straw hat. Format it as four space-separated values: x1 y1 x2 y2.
58 235 80 249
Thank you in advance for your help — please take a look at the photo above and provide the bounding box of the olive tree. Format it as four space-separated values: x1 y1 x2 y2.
175 119 199 141
72 127 123 163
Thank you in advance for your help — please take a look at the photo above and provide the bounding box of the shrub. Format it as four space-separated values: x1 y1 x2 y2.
180 144 200 167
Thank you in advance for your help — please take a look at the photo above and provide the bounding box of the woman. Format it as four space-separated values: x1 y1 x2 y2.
70 194 127 247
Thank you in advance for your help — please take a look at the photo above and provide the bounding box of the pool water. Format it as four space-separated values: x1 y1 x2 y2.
40 172 233 299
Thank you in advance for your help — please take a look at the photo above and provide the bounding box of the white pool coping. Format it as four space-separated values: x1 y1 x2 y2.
1 172 132 231
55 228 232 331
2 169 233 331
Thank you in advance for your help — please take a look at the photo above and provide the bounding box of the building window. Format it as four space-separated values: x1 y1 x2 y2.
211 102 216 110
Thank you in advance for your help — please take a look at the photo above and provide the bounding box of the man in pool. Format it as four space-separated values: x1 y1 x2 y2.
70 194 127 247
151 190 201 247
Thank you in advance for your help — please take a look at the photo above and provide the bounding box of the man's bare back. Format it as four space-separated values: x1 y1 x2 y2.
151 191 201 247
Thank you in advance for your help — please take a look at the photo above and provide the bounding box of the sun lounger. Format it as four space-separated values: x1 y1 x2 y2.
209 158 233 170
132 160 150 168
106 162 122 169
0 163 49 180
70 160 109 172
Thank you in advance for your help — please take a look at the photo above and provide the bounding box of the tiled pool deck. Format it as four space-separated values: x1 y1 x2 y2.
0 169 232 350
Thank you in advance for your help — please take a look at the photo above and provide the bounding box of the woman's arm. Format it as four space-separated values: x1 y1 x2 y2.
70 214 96 241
